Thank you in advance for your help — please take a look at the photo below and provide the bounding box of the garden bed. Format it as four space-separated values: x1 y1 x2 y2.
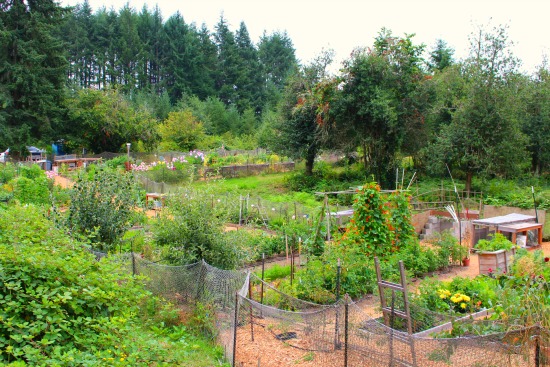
477 248 516 274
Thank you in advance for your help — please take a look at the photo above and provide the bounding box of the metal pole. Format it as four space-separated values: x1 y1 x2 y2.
260 253 265 305
344 296 349 367
248 280 254 342
334 258 341 350
131 250 136 276
389 290 395 367
232 292 239 367
290 243 294 286
336 258 341 301
535 334 540 367
239 195 243 225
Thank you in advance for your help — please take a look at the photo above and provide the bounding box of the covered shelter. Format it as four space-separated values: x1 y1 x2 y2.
472 213 542 248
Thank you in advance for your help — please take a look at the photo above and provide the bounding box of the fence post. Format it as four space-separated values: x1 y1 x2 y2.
334 259 342 350
535 327 541 367
131 251 136 276
260 253 265 305
195 260 207 302
248 280 254 342
290 244 294 286
232 292 239 367
389 290 396 366
344 295 349 367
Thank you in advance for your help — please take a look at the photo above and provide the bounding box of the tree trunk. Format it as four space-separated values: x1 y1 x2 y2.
304 146 316 176
362 141 368 172
465 171 473 195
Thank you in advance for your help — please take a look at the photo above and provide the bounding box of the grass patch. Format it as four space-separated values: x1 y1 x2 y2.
255 264 292 282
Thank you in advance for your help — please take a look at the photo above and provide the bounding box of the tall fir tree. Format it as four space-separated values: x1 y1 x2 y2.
0 0 69 152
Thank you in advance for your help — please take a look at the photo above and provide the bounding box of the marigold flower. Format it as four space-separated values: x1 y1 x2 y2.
460 303 467 309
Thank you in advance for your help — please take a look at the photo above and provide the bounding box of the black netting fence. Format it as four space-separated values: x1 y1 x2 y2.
91 250 550 367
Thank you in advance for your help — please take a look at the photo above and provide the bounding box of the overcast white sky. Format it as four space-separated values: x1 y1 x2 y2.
61 0 550 74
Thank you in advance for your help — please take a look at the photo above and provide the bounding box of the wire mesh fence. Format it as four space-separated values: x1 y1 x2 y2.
92 251 550 367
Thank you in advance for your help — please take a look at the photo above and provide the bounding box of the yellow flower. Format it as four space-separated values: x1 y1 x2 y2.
120 358 125 361
450 296 457 303
460 303 467 309
463 295 471 302
439 294 447 299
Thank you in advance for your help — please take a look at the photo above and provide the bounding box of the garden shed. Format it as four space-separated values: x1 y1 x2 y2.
26 146 50 170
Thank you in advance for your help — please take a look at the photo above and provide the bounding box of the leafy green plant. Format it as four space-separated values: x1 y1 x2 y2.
428 230 469 264
11 172 51 206
256 264 292 281
0 204 230 366
68 165 139 251
188 301 218 340
0 162 16 184
153 186 240 269
474 233 515 252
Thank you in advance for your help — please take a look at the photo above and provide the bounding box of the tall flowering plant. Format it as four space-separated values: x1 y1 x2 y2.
338 182 396 257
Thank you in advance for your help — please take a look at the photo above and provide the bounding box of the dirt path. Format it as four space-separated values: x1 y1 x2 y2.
53 175 73 189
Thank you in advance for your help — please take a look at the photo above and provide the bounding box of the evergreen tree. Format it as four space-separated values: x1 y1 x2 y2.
62 0 94 88
193 24 218 99
258 31 298 91
0 0 69 151
213 15 241 107
428 39 454 72
235 21 264 114
116 4 141 92
521 65 550 174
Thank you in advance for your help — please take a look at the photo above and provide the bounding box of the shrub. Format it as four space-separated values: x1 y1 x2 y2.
0 162 16 184
0 205 147 365
68 166 139 251
153 186 240 269
474 233 515 252
0 205 228 366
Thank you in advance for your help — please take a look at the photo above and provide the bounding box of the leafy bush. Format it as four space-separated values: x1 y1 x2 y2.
223 229 285 264
12 174 51 206
426 230 469 264
0 205 229 366
0 205 145 364
68 166 139 251
474 233 515 252
0 162 16 184
256 264 292 282
105 154 129 169
153 186 240 269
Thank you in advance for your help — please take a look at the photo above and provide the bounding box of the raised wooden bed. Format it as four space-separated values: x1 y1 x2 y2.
477 248 516 275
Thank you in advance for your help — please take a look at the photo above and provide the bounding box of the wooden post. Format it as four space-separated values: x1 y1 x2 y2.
325 195 331 241
285 234 289 262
